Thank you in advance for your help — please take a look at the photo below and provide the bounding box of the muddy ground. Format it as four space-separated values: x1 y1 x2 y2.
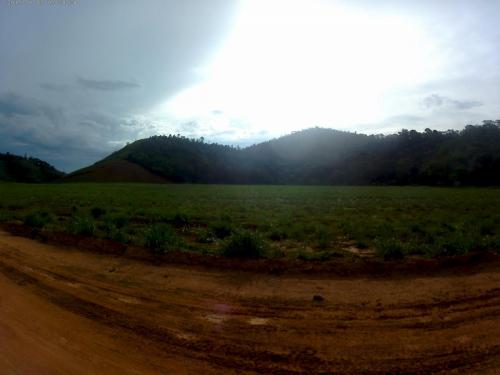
0 229 499 374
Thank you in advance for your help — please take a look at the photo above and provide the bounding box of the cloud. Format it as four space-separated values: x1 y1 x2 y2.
421 94 444 108
0 0 240 170
0 92 39 117
452 99 483 110
39 83 70 92
77 77 141 91
0 92 151 171
0 92 64 126
421 94 483 110
0 93 74 149
354 115 426 134
384 115 425 124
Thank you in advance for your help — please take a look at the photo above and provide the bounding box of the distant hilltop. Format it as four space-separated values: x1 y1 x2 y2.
0 153 65 183
65 121 500 186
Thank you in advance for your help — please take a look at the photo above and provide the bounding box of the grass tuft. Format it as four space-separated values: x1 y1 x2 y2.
144 224 178 253
375 238 405 260
210 219 233 239
67 216 96 236
221 231 266 258
172 212 190 229
23 211 52 228
90 207 106 219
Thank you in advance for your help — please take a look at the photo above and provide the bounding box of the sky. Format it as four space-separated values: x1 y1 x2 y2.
1 0 499 171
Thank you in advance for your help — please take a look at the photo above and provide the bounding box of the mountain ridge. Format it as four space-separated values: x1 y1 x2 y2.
0 153 65 183
64 121 500 186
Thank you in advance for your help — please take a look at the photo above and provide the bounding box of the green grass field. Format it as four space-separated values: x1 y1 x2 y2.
0 183 499 260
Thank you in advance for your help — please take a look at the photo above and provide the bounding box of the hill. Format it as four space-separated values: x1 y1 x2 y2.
64 159 168 183
0 153 65 183
66 121 500 186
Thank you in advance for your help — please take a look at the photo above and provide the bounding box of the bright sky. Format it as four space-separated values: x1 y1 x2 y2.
158 0 442 136
1 0 499 170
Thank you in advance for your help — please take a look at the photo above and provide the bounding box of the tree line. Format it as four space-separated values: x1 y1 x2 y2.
102 120 500 186
0 153 65 182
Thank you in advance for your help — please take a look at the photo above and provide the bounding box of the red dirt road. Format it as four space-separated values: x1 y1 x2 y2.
0 230 499 374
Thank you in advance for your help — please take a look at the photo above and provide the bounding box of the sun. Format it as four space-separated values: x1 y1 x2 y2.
157 0 440 137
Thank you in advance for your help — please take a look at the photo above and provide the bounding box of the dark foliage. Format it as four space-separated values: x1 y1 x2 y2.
23 210 52 228
211 219 233 239
144 224 179 253
88 121 500 186
66 216 96 236
221 232 267 258
90 207 106 219
0 153 64 183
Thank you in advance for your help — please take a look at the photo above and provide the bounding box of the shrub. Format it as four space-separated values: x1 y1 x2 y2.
8 204 24 210
426 234 477 257
375 239 405 260
108 214 129 229
195 229 215 244
268 228 287 241
0 211 12 223
144 224 178 253
221 231 266 258
479 220 495 236
316 228 332 249
355 240 369 249
491 237 500 253
23 211 52 228
103 222 127 243
210 220 233 239
111 228 127 243
410 223 426 235
67 216 96 236
90 207 106 219
288 223 308 241
269 248 286 259
296 249 342 261
172 212 190 229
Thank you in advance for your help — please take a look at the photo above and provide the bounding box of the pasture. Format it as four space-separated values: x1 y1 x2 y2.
0 183 499 259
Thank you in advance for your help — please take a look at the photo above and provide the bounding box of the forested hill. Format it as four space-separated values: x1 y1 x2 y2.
68 121 500 185
0 153 65 183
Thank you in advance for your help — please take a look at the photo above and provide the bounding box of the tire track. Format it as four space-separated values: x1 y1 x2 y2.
1 231 499 374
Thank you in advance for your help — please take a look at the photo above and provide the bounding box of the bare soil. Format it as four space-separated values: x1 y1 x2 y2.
63 159 169 183
1 229 499 374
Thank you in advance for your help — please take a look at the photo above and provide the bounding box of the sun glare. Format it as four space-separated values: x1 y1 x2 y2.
158 0 439 135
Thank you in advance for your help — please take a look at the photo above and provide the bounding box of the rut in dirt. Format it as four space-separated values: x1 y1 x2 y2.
1 230 499 374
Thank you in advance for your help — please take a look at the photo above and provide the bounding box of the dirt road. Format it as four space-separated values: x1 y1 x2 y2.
0 230 499 374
